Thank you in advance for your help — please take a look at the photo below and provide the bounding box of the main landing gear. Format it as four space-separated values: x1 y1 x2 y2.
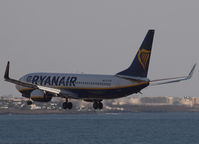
62 99 73 109
93 101 103 110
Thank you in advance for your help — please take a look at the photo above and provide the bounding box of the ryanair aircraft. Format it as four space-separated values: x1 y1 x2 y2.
4 30 196 110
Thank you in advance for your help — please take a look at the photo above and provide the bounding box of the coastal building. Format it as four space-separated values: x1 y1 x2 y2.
129 97 141 105
180 96 194 107
140 96 173 105
192 97 199 106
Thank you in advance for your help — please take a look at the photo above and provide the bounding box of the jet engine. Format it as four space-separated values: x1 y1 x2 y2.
30 89 52 102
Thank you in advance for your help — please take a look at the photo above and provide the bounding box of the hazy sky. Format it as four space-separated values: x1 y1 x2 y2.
0 0 198 98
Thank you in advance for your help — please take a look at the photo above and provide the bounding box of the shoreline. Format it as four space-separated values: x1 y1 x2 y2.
1 105 199 114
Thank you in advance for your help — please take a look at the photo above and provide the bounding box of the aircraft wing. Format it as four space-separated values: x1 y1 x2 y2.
4 61 78 99
150 64 196 86
37 85 79 99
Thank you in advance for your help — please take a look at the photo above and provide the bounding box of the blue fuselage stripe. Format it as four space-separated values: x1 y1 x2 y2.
19 82 149 99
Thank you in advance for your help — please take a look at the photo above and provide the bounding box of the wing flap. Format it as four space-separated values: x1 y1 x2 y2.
37 85 79 98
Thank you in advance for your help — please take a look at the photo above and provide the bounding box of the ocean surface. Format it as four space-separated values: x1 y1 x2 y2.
0 112 199 144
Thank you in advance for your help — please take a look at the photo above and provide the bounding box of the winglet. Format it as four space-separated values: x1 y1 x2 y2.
187 63 196 79
4 61 10 80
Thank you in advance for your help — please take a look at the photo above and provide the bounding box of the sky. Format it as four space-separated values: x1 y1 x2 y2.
0 0 198 98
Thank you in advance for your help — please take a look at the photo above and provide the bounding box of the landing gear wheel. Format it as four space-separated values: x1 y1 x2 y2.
93 102 98 109
98 102 103 109
62 101 73 110
93 101 103 109
67 102 73 109
62 102 68 109
27 100 32 105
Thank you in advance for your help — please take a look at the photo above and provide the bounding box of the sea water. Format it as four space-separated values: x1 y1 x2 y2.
0 112 199 144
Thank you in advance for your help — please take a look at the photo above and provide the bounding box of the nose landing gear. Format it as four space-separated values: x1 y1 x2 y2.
27 100 32 105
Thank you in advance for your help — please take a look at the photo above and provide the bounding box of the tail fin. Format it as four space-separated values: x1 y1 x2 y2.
117 30 155 78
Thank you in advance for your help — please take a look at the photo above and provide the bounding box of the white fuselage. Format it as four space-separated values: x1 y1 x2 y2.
16 72 149 100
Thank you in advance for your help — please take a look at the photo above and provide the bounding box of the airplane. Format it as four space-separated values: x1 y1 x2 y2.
4 30 196 110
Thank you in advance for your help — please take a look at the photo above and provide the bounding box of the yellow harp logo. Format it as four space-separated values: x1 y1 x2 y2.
138 49 150 70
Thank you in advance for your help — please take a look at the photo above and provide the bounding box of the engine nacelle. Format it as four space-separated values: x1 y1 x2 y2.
30 89 52 102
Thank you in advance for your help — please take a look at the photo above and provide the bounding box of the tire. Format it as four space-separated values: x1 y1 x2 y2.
67 102 73 109
93 102 98 109
27 101 32 105
62 102 67 109
98 102 103 109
